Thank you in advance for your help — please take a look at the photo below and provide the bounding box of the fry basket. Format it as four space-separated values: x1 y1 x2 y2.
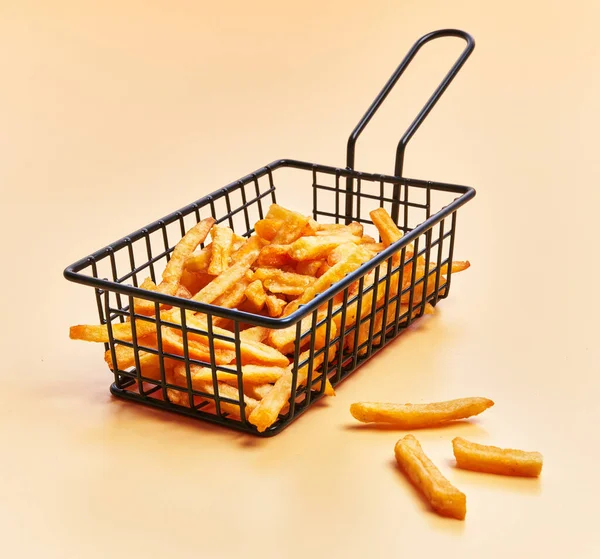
64 29 477 436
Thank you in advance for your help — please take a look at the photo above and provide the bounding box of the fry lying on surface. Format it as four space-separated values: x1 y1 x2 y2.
452 437 543 477
350 397 494 428
395 434 466 520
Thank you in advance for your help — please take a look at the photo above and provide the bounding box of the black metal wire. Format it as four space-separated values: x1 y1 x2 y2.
67 29 477 437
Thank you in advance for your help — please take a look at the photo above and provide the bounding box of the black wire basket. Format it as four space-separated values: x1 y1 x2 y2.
65 29 477 437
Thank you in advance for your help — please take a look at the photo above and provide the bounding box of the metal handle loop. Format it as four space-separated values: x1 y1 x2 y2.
345 29 475 222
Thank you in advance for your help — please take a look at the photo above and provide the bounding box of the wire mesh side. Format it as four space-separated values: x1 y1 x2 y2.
68 161 471 436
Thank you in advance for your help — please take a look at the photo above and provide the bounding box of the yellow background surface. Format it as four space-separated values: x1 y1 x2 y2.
1 1 599 557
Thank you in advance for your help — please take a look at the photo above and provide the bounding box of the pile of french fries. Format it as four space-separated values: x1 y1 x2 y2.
349 397 544 520
70 204 469 433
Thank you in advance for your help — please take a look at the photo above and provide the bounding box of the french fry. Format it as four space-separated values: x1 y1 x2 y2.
263 279 304 296
360 235 377 244
254 218 283 241
349 397 494 427
265 294 286 317
69 318 157 344
452 437 543 477
258 269 316 296
191 236 261 305
244 383 275 401
400 260 470 305
302 218 319 236
170 312 289 367
248 349 326 432
170 369 259 417
265 203 292 221
327 242 362 266
315 262 330 277
134 217 215 315
196 380 260 416
244 279 267 312
239 326 270 343
268 308 335 355
315 222 364 237
350 298 436 355
369 208 403 247
253 267 316 287
185 235 246 273
269 206 309 244
180 269 214 295
361 242 385 254
296 260 323 276
212 278 249 310
104 337 159 373
288 235 361 261
395 434 466 520
207 226 235 276
160 327 236 364
256 244 293 268
173 362 285 387
289 245 372 311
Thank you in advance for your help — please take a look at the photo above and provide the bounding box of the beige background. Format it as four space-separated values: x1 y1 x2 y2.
1 1 599 557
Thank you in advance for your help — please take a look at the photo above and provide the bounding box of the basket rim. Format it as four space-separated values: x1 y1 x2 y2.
63 158 476 328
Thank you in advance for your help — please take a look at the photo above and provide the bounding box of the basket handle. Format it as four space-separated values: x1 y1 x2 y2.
345 29 475 223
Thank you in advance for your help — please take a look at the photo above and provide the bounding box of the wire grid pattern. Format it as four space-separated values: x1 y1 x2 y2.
65 159 474 436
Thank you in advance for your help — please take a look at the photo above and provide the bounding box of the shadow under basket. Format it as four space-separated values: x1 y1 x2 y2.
64 29 477 437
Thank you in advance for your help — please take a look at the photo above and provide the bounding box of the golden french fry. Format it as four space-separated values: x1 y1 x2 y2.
288 245 372 311
207 226 234 276
254 218 283 241
350 397 494 427
316 261 331 277
263 279 304 296
256 244 293 268
185 235 246 274
288 235 361 261
327 241 362 266
69 317 157 344
174 312 289 367
185 244 213 273
302 218 319 236
134 217 215 315
253 267 316 288
104 336 158 372
268 308 337 356
395 434 466 520
353 298 435 353
212 277 249 310
296 260 323 276
369 208 403 247
265 203 293 220
239 326 270 343
191 236 261 305
159 327 236 364
171 368 259 417
270 207 309 244
400 260 470 305
452 437 543 477
248 349 326 432
244 280 267 312
361 242 385 253
244 383 274 400
175 284 192 299
173 362 285 387
259 269 316 296
265 294 286 317
180 269 214 295
360 235 377 244
315 222 363 237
